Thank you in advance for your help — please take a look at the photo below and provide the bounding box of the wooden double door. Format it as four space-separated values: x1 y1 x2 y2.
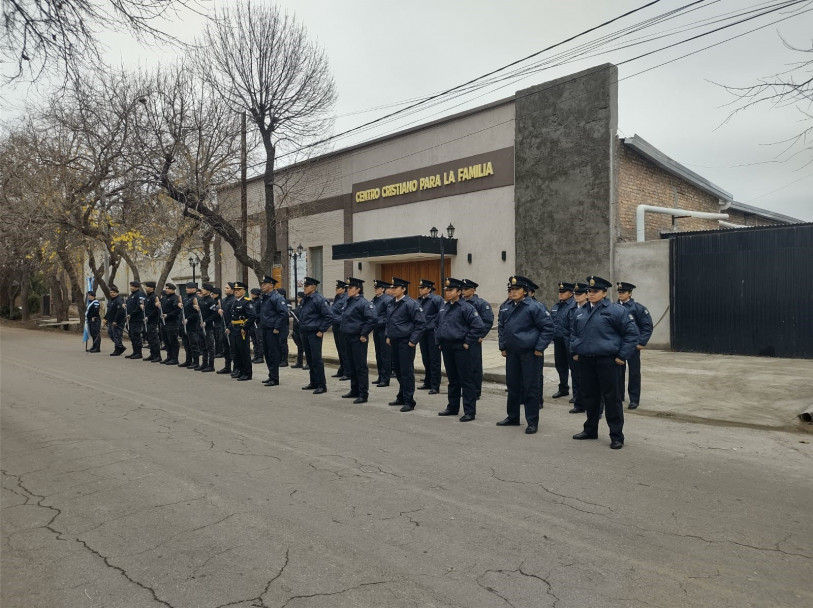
379 259 451 299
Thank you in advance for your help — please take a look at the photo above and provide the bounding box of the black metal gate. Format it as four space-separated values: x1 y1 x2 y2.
669 223 813 358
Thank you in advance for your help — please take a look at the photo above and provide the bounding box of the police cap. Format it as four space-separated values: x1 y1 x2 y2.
461 279 479 289
616 281 636 292
391 277 410 288
303 276 320 287
444 277 465 290
558 282 575 293
586 276 612 290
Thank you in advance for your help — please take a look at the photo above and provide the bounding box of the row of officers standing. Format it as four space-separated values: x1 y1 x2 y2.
85 272 652 449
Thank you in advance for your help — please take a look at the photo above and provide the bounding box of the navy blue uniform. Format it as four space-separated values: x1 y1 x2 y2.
160 292 180 363
436 299 484 416
180 293 202 365
331 291 349 376
299 291 334 390
551 297 577 394
571 298 639 443
250 295 263 360
463 294 494 399
386 296 426 407
340 295 377 399
418 292 444 390
498 297 555 426
143 291 162 361
565 302 589 410
85 299 101 351
617 298 653 406
372 292 394 384
199 294 218 369
125 290 146 356
260 290 289 383
105 294 125 352
221 293 236 373
230 296 257 379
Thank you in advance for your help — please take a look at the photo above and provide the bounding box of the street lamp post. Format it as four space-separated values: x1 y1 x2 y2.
288 243 304 295
188 255 198 285
430 223 455 289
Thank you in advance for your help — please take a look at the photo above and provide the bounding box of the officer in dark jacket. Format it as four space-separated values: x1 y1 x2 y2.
565 282 590 413
339 277 377 403
386 277 426 412
160 283 181 365
259 275 289 386
298 277 334 394
461 279 493 399
330 280 349 379
105 286 126 354
218 283 236 375
249 288 264 363
85 290 101 352
276 287 290 367
142 281 162 362
197 283 218 372
124 281 146 359
571 276 640 449
179 282 202 368
551 282 577 399
417 279 444 393
371 279 393 387
436 278 484 421
104 285 126 355
616 282 653 410
230 281 258 380
211 287 225 358
497 275 555 434
290 291 306 368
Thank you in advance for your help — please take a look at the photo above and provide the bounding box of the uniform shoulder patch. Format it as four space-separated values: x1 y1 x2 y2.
644 309 650 315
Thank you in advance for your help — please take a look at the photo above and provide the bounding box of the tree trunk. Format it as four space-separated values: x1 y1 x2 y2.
157 229 193 290
55 247 85 318
20 272 30 321
262 135 276 279
200 228 214 283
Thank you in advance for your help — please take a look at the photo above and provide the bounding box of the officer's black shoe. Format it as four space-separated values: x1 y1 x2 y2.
252 356 264 363
353 397 368 404
291 363 303 369
399 404 415 412
142 356 155 362
390 371 397 378
130 353 143 360
437 409 457 416
231 371 241 378
428 389 439 395
569 397 576 404
302 384 316 390
302 366 310 371
165 359 178 365
388 399 404 406
552 390 569 398
312 387 327 395
628 402 639 410
216 367 231 374
376 382 390 387
200 367 215 373
191 364 202 371
88 348 100 353
610 440 624 450
279 361 289 368
459 414 476 422
109 351 119 356
124 353 134 359
237 375 251 381
152 358 163 363
339 376 350 381
572 431 598 440
569 407 586 414
496 418 520 426
264 380 279 386
525 425 538 434
331 372 343 378
341 392 359 398
417 384 430 390
178 361 189 367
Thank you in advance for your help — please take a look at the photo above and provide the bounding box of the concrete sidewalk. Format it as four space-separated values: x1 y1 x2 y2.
306 331 813 432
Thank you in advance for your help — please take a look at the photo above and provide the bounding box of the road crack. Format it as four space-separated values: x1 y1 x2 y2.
489 467 613 516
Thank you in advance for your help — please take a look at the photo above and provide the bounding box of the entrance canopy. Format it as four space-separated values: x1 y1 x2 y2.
332 235 457 263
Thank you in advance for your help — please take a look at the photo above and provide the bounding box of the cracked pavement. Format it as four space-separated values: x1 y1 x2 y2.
2 326 812 607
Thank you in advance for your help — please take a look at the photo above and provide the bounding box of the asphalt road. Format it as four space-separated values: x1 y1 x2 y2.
2 326 811 608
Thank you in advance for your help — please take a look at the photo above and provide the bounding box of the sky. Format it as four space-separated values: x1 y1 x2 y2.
3 0 812 220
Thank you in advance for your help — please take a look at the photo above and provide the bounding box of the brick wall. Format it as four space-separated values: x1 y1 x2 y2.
618 142 728 241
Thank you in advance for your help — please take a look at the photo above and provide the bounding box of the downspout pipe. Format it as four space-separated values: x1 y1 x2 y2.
719 220 745 229
636 205 730 242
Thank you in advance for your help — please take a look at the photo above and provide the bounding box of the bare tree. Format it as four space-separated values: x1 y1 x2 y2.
1 0 206 82
196 0 336 278
719 38 813 166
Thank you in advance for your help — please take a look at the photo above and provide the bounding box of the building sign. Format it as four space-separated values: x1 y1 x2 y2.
352 147 514 208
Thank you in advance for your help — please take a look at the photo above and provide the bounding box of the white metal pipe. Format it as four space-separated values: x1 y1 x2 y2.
636 205 730 242
719 220 746 228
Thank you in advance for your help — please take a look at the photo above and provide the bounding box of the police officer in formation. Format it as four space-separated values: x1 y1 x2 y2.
248 288 264 363
229 282 257 380
197 283 218 372
160 283 181 365
331 280 349 379
565 282 589 413
417 279 444 394
142 281 162 363
290 291 306 369
551 282 576 399
615 282 653 410
435 278 484 421
299 277 334 394
125 281 146 359
339 277 377 403
461 279 493 399
85 290 101 352
259 275 288 386
179 282 201 368
371 279 393 387
386 277 426 412
571 276 639 449
104 285 126 355
497 275 555 434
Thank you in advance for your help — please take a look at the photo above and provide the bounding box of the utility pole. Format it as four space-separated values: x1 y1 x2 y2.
241 111 249 285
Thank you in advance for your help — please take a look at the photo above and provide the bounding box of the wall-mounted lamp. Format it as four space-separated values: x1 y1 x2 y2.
357 262 362 271
467 253 472 264
501 250 506 262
